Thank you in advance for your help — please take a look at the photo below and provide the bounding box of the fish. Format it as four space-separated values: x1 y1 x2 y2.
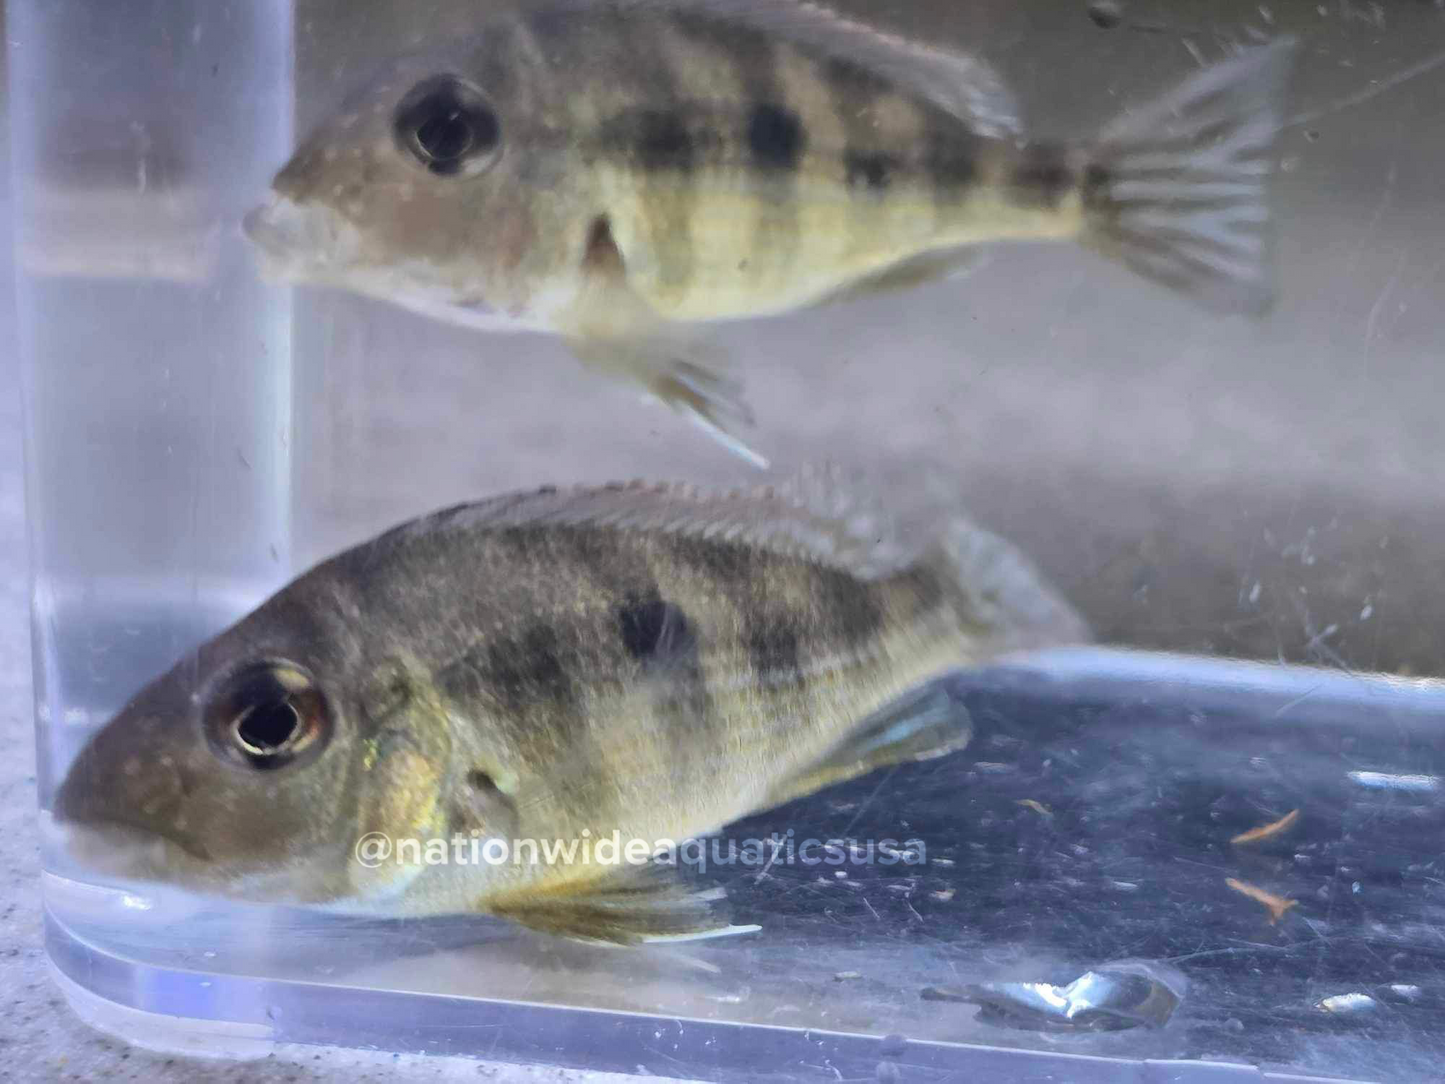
52 469 1088 945
244 0 1297 466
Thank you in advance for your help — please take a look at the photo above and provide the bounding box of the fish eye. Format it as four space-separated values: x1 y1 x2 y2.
394 75 501 177
204 662 332 771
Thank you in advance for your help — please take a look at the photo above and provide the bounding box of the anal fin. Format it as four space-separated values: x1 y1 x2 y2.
764 678 973 809
814 246 988 309
488 863 760 947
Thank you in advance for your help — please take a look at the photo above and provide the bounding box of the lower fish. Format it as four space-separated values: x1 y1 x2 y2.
244 0 1296 465
53 470 1087 944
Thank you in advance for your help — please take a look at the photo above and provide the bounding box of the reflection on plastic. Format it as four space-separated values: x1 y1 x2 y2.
924 960 1184 1033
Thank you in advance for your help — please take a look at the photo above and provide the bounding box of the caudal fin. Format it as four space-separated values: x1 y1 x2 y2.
936 515 1092 655
1081 39 1297 313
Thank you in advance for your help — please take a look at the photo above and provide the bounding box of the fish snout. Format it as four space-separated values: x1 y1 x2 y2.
53 739 187 830
242 195 357 281
244 196 319 257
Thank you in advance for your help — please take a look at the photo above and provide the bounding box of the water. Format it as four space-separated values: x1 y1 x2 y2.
14 1 1445 1081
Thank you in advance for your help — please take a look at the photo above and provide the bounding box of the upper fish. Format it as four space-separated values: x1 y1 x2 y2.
245 0 1296 464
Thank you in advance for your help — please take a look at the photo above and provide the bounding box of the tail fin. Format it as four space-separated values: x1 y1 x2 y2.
935 515 1092 656
1081 39 1297 313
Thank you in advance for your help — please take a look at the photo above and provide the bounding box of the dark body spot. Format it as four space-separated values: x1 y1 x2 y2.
747 103 805 170
618 599 694 663
815 566 885 645
439 624 576 715
749 620 802 687
1012 143 1074 209
845 150 899 192
924 129 981 192
635 110 695 171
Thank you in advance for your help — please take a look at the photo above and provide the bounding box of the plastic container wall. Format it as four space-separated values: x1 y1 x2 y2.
12 4 294 792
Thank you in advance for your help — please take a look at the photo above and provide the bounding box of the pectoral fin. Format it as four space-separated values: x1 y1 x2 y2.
488 863 760 946
560 216 767 468
763 678 974 809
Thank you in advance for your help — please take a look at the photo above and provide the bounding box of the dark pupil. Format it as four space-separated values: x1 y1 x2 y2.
236 699 300 754
417 103 475 162
408 89 498 174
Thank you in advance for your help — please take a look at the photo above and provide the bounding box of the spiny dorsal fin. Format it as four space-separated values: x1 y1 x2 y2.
394 464 920 580
558 0 1021 138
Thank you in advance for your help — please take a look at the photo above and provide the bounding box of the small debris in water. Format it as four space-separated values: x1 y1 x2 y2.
1226 877 1298 924
1016 799 1053 817
931 960 1184 1032
1316 993 1378 1014
920 985 972 1003
1231 808 1300 845
931 889 956 902
834 971 862 982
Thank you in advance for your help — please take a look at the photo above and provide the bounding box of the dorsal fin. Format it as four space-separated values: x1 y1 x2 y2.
553 0 1022 139
386 464 920 580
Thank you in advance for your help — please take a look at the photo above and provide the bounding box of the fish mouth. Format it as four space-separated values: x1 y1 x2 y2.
48 815 337 907
47 815 213 890
242 194 525 332
242 194 360 283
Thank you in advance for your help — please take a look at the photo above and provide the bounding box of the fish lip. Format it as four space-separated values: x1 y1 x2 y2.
51 786 214 871
49 816 210 888
242 194 356 280
242 194 514 325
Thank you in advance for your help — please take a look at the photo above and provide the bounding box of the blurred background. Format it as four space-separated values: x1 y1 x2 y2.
9 0 1445 682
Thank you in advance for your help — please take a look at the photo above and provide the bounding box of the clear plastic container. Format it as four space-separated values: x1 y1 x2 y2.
15 1 1445 1081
